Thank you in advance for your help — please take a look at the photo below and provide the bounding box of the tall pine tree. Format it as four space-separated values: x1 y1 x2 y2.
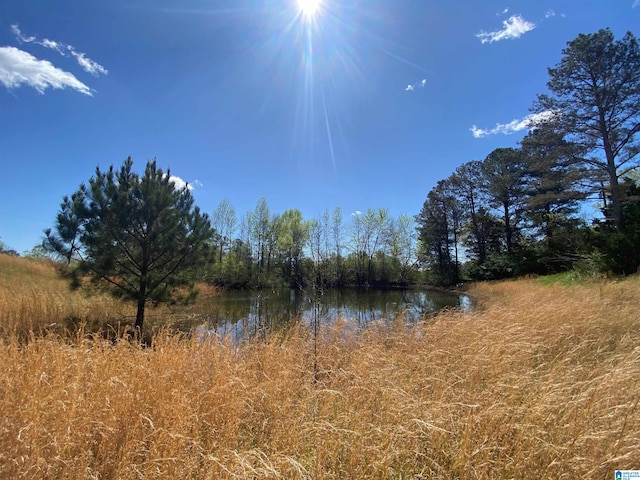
46 158 213 330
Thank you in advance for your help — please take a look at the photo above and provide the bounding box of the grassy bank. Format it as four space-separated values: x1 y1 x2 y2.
0 254 218 340
0 254 137 339
0 255 639 478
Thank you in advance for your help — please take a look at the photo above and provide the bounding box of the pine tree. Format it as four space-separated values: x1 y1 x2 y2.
535 29 640 229
46 157 213 330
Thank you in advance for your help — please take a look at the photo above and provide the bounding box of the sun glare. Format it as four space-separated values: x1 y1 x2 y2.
296 0 322 18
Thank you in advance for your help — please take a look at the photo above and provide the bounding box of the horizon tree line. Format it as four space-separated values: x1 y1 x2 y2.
205 199 420 289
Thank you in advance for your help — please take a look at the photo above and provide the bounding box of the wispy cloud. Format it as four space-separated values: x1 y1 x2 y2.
351 210 362 217
634 0 640 8
405 78 426 92
470 111 556 138
11 24 108 76
11 25 35 43
545 10 556 18
71 51 108 76
476 15 536 44
0 46 92 95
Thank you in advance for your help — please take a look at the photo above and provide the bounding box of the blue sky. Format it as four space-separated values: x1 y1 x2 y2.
0 0 638 253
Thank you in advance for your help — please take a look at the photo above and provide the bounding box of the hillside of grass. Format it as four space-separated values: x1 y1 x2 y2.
0 254 220 340
0 254 137 339
0 255 638 478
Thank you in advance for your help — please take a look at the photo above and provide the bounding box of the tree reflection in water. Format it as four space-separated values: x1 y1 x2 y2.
191 288 471 344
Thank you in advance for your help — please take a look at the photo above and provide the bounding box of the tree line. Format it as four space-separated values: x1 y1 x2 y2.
200 199 419 290
416 28 640 285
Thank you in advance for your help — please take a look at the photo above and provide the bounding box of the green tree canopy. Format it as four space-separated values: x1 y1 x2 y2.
481 147 528 255
415 180 462 286
45 157 214 330
535 28 640 229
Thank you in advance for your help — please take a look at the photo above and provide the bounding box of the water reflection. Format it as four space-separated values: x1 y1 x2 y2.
189 288 471 342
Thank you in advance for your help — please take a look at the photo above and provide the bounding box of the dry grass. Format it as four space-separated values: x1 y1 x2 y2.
0 254 137 339
0 254 218 340
1 255 639 478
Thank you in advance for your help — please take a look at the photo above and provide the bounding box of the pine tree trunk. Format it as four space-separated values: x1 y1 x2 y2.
601 109 624 229
135 281 146 331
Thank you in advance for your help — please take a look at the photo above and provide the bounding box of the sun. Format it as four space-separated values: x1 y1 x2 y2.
296 0 322 18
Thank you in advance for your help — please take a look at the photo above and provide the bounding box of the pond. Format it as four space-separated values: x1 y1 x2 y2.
185 288 472 341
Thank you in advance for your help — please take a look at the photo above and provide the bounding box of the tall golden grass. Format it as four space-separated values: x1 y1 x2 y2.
0 254 218 339
0 255 639 478
0 254 136 339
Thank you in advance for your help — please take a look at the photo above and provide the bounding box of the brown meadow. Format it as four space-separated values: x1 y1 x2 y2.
0 254 639 478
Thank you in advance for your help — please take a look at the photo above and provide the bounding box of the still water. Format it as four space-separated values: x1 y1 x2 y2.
184 288 472 341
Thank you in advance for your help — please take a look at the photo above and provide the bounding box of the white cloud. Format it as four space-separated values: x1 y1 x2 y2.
351 210 362 216
470 110 556 138
168 175 194 191
545 10 556 18
71 51 108 76
11 24 108 76
11 24 34 43
476 15 536 44
470 126 487 138
634 0 640 7
40 39 66 56
0 46 93 95
405 78 427 92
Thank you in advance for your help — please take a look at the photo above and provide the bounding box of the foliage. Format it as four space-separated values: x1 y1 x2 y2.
204 200 419 289
415 180 462 286
44 158 213 330
414 29 640 284
481 147 528 255
535 28 640 229
591 180 640 274
43 191 85 264
23 244 59 261
462 253 518 281
210 198 237 265
0 238 19 256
